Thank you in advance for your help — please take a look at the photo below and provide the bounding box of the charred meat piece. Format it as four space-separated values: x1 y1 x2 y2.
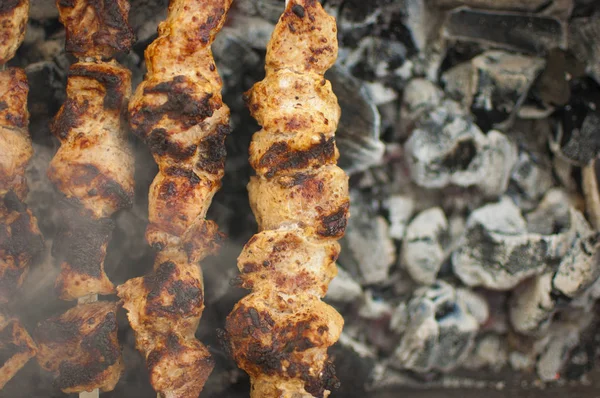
0 192 44 304
57 0 134 60
0 0 28 65
0 314 37 390
34 302 123 393
224 1 349 397
118 1 232 396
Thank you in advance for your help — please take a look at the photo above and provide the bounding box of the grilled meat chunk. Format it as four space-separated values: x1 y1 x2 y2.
0 314 37 389
57 0 134 60
224 1 349 397
0 0 28 65
118 1 232 396
35 302 124 393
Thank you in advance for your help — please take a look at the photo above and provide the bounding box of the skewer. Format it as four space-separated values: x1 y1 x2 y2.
223 1 349 396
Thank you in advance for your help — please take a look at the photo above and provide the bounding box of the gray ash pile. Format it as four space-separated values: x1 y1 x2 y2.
3 0 600 397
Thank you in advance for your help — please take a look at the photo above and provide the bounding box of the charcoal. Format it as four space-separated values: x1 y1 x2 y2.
213 31 261 90
552 211 600 298
444 8 564 55
339 191 396 285
434 0 550 11
343 36 409 85
553 111 600 166
399 78 443 137
456 288 489 325
509 272 556 336
569 10 600 85
526 188 572 235
326 266 364 303
392 281 483 372
326 65 385 174
507 150 555 211
582 158 600 229
387 195 416 240
403 86 517 195
401 207 449 285
536 322 583 381
390 302 409 334
452 197 571 290
463 334 508 371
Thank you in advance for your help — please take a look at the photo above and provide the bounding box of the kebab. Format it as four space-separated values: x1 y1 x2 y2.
0 0 44 389
116 0 232 396
34 0 134 394
223 1 349 397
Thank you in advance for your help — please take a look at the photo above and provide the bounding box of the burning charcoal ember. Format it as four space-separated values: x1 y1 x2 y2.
327 65 385 174
462 334 508 371
404 92 517 195
444 8 565 55
552 211 600 298
582 159 600 229
526 188 572 235
392 281 484 372
0 315 37 389
326 266 363 303
569 10 600 86
507 150 555 211
339 191 396 285
386 195 415 240
442 51 546 129
452 197 570 290
401 207 449 285
509 272 555 336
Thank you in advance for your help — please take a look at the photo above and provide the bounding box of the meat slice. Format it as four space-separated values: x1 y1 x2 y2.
56 0 134 60
0 0 28 65
34 301 124 393
0 314 37 389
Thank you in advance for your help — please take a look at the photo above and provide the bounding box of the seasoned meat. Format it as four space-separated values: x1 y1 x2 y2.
56 0 134 60
0 314 37 389
224 1 349 397
0 68 32 200
0 0 28 65
34 302 124 393
0 192 44 304
118 0 232 396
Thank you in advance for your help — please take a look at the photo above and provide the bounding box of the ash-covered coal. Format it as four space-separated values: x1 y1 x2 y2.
4 0 600 397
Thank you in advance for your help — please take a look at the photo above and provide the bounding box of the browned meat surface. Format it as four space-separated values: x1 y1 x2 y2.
34 302 124 393
0 192 44 304
0 68 32 199
224 1 349 397
0 314 37 389
56 0 134 60
0 0 28 65
47 61 134 300
118 0 232 396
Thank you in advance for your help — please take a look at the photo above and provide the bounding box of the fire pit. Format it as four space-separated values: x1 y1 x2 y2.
2 0 600 397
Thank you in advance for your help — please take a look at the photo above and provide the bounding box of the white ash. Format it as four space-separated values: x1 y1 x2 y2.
403 80 517 195
386 195 415 240
359 290 393 320
456 288 489 325
569 9 600 86
339 191 396 285
537 321 585 382
507 152 554 212
452 197 571 290
389 302 409 334
442 50 546 127
392 281 484 373
463 334 508 371
509 272 556 336
526 188 572 235
551 112 600 166
401 207 449 285
552 211 600 298
326 266 364 304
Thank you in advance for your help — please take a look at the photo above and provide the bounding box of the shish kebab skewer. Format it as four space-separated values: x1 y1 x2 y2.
117 0 232 396
223 0 350 397
0 0 44 390
33 0 135 396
